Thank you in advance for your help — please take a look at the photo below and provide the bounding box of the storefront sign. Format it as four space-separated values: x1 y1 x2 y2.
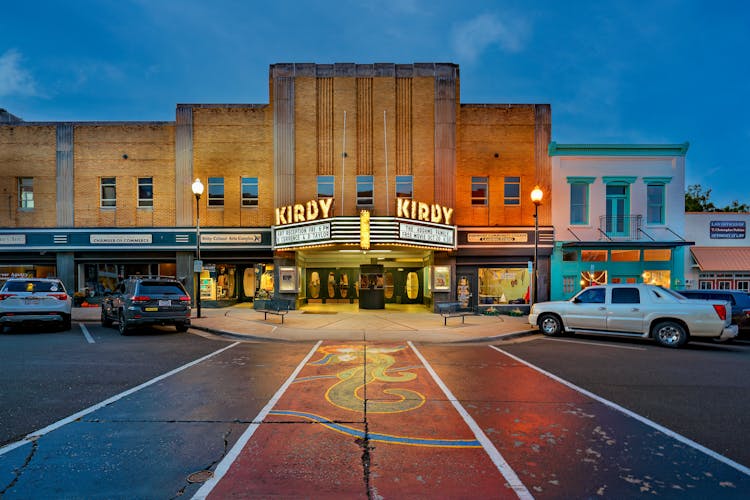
399 222 454 245
397 198 453 225
710 221 745 239
200 233 262 244
467 233 528 243
275 222 331 245
90 234 153 244
275 198 334 226
0 234 25 245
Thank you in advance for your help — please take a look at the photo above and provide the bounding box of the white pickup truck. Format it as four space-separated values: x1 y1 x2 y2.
529 284 738 347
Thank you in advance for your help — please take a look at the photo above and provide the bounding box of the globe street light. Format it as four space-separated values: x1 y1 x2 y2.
530 185 544 305
191 178 204 319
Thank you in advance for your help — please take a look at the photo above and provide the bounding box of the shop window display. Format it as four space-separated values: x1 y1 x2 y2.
199 264 238 301
477 267 530 305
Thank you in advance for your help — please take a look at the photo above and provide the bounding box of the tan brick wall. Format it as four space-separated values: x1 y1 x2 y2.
192 106 273 227
73 124 176 227
411 77 436 206
0 125 57 227
456 105 538 227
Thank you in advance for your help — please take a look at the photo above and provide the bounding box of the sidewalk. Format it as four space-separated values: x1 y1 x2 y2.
73 303 538 343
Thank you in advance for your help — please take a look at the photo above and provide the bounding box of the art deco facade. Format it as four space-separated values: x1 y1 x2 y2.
0 63 552 311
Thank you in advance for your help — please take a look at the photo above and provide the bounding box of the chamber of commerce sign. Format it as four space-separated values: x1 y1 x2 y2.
90 234 152 244
710 221 745 239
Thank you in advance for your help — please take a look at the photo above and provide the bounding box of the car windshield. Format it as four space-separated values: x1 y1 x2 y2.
138 283 185 295
3 280 64 293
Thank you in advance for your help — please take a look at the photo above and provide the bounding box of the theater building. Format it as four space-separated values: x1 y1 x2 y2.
0 62 552 311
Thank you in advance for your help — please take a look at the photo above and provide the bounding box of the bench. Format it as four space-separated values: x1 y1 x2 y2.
436 301 476 325
256 299 292 323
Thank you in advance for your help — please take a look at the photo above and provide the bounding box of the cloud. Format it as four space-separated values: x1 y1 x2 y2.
452 13 528 62
0 49 39 97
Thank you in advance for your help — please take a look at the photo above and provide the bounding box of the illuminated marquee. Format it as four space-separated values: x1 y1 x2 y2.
397 198 453 225
275 198 333 226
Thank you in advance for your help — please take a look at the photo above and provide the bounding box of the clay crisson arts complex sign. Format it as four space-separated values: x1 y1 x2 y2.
272 198 456 251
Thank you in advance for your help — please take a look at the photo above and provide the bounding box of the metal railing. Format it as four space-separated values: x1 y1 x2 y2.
598 214 642 240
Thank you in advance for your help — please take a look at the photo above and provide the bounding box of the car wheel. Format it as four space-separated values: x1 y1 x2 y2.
101 308 113 328
538 313 563 336
118 313 130 336
61 314 72 331
652 321 687 348
175 322 188 332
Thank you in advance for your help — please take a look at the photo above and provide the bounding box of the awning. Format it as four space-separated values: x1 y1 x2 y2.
690 246 750 272
562 240 694 249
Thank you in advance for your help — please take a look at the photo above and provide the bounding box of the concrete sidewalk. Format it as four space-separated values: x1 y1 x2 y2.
73 303 538 343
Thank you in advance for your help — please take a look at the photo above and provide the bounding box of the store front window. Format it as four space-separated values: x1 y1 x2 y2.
198 264 240 301
0 265 55 288
642 270 670 287
477 267 530 305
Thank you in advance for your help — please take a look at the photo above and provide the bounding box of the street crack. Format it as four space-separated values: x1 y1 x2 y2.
0 439 38 496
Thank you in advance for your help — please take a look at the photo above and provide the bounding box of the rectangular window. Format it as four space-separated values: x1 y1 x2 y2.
241 177 259 207
357 175 374 206
643 249 671 261
137 177 153 208
101 177 116 208
581 250 607 262
208 177 224 207
570 183 588 224
395 175 413 200
477 267 530 304
471 177 488 205
643 270 670 287
563 276 576 294
612 288 640 304
19 177 34 209
611 249 641 262
562 250 578 262
647 184 665 224
317 175 335 198
504 176 520 205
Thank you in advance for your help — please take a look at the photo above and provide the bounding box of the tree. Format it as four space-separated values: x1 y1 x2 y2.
685 184 716 212
685 184 749 213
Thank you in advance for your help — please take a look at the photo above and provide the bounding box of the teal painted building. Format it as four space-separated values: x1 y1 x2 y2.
548 143 692 300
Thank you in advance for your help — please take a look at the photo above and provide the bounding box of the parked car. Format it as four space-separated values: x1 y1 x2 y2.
676 289 750 337
529 284 738 348
101 276 191 335
0 278 72 331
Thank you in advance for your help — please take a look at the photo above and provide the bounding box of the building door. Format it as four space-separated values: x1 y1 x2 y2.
455 266 478 309
388 268 423 304
606 184 629 236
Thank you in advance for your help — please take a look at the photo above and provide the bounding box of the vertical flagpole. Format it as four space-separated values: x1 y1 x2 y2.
341 111 346 215
384 110 389 215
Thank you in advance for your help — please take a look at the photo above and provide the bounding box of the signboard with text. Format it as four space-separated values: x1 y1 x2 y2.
710 221 745 239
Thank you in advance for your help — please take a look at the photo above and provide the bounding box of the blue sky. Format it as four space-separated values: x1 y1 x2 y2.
2 0 748 207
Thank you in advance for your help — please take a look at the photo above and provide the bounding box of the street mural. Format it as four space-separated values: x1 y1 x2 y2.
270 344 481 448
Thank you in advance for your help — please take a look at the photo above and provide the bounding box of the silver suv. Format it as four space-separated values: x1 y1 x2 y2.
101 276 191 335
0 278 72 331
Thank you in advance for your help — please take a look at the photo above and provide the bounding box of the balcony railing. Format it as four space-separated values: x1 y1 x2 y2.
598 214 642 240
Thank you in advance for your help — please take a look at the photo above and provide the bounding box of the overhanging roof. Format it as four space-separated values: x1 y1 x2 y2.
562 241 694 249
690 246 750 272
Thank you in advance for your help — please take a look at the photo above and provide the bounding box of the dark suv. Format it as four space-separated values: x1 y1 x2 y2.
101 276 191 335
677 289 750 336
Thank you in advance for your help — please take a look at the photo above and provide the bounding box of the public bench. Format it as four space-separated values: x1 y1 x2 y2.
256 299 292 323
436 301 476 325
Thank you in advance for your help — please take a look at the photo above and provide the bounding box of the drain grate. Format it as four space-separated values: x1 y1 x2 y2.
187 470 214 483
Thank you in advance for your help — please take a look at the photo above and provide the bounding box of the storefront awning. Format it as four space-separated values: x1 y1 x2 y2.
690 246 750 272
561 240 694 248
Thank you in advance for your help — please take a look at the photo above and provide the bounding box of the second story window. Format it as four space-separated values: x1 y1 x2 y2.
208 177 224 207
241 177 259 207
317 175 334 198
504 176 520 205
647 183 665 224
570 183 589 224
18 177 34 209
395 175 413 200
101 177 116 208
357 175 374 206
138 177 153 208
471 176 488 205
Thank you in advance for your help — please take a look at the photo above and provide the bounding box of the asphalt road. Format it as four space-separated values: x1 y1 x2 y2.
0 324 748 498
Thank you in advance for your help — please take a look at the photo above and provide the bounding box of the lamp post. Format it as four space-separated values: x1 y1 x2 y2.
191 178 204 319
530 185 544 305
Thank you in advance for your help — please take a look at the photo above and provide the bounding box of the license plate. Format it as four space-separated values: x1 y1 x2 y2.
158 300 171 307
145 307 158 312
24 297 40 303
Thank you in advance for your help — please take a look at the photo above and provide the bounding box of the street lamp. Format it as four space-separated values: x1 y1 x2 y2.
191 178 204 318
530 185 544 305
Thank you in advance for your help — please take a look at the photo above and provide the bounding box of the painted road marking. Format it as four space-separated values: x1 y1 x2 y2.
0 341 241 457
490 345 750 477
80 323 95 344
544 337 647 350
409 341 533 500
192 340 323 500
